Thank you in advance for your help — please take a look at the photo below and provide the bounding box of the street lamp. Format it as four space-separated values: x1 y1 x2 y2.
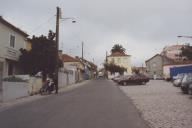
61 17 76 23
55 6 76 94
177 36 192 38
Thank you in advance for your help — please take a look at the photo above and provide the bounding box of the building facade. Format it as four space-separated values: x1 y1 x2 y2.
107 52 132 75
75 57 97 80
61 54 85 82
0 16 28 77
161 45 186 61
145 54 174 79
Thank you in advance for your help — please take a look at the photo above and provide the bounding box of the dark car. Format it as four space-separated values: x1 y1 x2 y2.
180 73 192 94
118 74 149 86
112 75 131 83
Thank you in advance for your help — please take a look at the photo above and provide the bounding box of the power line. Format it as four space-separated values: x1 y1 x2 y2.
29 15 55 34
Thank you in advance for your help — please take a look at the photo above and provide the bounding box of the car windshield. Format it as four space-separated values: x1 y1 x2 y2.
177 73 185 79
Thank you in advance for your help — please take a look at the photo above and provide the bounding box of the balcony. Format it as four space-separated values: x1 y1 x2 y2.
4 46 20 61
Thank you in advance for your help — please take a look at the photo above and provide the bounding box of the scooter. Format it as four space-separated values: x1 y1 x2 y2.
40 80 55 95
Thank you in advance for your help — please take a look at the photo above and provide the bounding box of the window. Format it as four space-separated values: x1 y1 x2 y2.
10 35 15 48
118 58 121 63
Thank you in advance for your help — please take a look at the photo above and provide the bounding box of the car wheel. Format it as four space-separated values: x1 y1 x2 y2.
188 89 192 95
181 88 188 94
123 82 127 86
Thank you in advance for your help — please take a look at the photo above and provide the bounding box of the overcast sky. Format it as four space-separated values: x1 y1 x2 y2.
1 0 192 67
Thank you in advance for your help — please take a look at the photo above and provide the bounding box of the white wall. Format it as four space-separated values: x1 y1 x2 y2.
58 68 77 88
58 71 68 88
2 82 29 102
28 77 43 95
0 76 43 102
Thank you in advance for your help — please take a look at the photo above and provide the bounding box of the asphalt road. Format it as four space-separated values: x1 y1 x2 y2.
0 79 150 128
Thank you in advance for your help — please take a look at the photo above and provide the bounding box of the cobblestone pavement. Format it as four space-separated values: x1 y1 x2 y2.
120 80 192 128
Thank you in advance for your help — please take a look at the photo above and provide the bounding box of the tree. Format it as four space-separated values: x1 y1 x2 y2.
19 30 63 76
104 63 126 75
111 44 126 53
181 44 192 60
132 67 140 74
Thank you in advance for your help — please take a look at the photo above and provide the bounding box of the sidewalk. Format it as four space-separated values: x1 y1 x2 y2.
0 80 90 111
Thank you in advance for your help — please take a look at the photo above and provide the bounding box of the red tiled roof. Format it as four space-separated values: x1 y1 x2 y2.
75 57 97 69
0 16 28 37
163 45 185 51
108 52 130 57
145 54 161 62
62 54 80 62
145 54 174 63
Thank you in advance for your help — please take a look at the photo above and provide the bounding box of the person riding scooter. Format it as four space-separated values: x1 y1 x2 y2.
40 78 55 95
47 79 55 93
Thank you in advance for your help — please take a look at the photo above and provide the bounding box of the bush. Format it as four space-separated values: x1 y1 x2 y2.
3 76 27 82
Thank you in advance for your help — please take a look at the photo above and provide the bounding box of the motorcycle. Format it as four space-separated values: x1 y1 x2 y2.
40 79 55 95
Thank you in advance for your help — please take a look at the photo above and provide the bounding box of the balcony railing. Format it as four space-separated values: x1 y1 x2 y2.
4 46 20 61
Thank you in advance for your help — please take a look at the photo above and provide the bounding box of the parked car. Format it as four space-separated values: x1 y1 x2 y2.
112 75 131 83
98 72 104 78
173 73 185 80
112 75 122 82
118 74 149 86
180 73 192 94
172 73 185 87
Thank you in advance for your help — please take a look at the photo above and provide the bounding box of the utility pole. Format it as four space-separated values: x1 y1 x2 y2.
55 6 60 94
54 7 76 94
105 51 108 79
82 42 84 60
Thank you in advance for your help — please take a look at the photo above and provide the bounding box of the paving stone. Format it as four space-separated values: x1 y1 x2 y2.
120 80 192 128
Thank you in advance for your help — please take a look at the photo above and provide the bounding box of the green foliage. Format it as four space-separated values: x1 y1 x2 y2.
104 63 126 75
19 30 63 76
111 44 126 53
3 76 27 82
181 44 192 60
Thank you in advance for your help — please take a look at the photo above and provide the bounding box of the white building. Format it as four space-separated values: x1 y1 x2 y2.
107 51 132 76
0 16 28 79
161 45 186 61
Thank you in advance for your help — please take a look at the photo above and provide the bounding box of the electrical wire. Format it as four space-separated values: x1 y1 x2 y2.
29 15 55 35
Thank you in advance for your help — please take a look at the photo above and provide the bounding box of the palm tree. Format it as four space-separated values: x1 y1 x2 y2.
111 44 126 53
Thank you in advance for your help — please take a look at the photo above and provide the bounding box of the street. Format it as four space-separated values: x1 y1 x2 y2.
0 80 150 128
